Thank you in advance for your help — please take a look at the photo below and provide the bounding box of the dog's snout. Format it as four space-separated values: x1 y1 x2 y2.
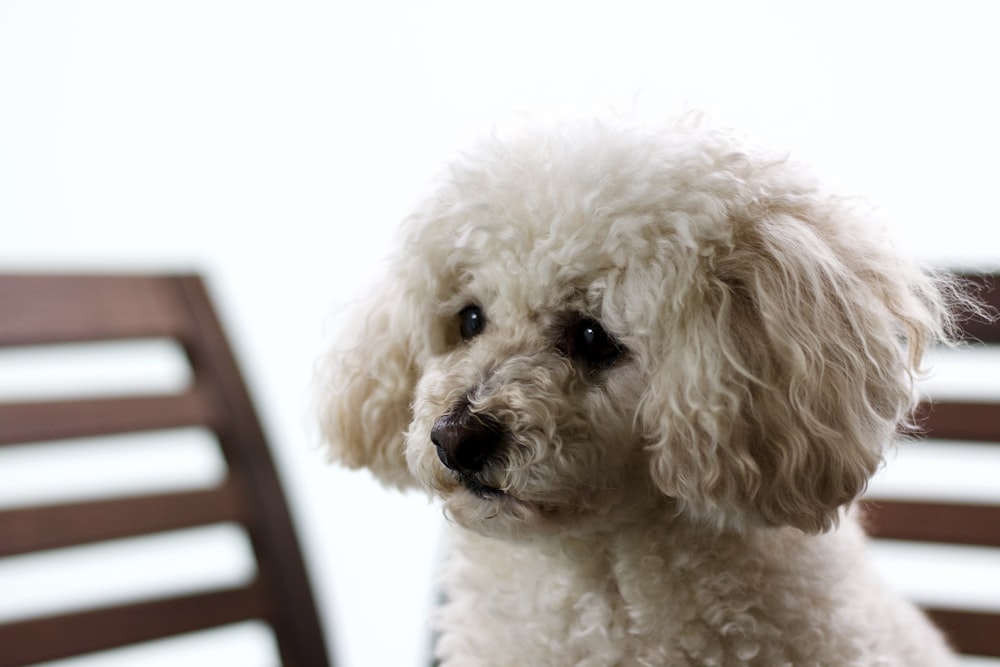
431 406 505 474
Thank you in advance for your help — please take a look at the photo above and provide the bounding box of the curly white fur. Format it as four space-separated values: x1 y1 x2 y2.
321 119 960 665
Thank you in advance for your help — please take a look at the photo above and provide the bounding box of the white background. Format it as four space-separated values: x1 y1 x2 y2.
2 2 1000 666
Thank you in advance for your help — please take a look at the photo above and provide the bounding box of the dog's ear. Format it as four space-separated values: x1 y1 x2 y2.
319 277 424 489
641 210 951 533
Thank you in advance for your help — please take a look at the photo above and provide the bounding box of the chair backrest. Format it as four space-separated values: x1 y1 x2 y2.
0 274 331 666
864 272 1000 659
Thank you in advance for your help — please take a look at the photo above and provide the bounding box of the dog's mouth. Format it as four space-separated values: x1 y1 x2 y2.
458 473 507 500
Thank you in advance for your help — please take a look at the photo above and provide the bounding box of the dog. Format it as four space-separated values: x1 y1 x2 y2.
321 119 960 665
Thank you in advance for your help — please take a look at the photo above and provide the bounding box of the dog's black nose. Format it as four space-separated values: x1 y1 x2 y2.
431 406 505 474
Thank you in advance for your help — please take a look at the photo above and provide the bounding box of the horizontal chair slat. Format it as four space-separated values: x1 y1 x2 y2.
953 272 1000 345
863 499 1000 548
0 484 243 557
909 401 1000 442
926 608 1000 658
959 319 1000 345
0 275 191 346
0 584 268 667
0 388 217 446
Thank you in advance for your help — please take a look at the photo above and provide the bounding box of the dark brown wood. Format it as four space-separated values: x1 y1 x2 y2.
175 276 331 667
0 275 191 346
907 401 1000 442
0 585 268 667
926 608 1000 658
0 274 331 666
0 388 217 446
952 272 1000 344
863 499 1000 548
0 484 243 557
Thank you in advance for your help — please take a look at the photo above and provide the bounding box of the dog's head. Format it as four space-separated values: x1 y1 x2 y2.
321 122 952 537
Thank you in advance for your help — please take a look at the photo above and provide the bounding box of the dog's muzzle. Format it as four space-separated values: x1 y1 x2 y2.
431 402 506 481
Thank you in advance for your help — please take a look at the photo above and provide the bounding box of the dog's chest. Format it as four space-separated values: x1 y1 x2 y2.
434 529 712 666
431 525 876 667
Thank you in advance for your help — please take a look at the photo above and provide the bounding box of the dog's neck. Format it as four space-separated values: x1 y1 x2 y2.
453 499 776 561
445 506 857 620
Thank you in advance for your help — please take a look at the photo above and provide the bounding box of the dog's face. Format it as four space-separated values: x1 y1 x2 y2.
322 122 947 537
402 223 653 537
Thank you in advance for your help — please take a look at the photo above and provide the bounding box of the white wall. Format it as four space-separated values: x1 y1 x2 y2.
2 2 999 666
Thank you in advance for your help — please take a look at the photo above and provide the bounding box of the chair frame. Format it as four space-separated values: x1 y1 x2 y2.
864 272 1000 658
0 274 331 667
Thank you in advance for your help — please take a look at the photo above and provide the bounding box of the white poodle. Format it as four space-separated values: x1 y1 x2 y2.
321 119 960 666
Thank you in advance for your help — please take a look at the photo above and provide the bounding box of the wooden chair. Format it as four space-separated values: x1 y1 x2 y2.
0 274 331 666
865 272 1000 660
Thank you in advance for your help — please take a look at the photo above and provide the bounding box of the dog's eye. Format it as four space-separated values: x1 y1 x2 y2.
458 305 486 341
567 317 624 367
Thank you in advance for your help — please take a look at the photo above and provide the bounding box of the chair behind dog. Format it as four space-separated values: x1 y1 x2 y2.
865 271 1000 661
0 274 330 666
